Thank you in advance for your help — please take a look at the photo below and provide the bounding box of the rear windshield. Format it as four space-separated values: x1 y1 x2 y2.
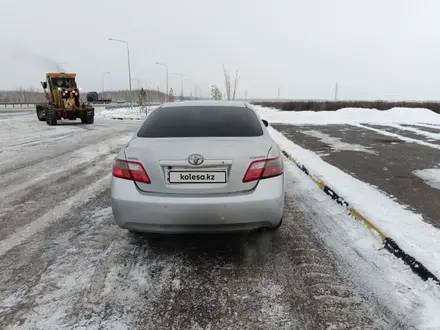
137 105 264 137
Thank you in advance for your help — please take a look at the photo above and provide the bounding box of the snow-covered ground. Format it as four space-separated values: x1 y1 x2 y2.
385 124 440 141
255 106 440 126
413 169 440 190
299 129 377 154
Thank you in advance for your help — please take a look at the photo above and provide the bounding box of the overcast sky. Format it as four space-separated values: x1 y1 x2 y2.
1 0 440 100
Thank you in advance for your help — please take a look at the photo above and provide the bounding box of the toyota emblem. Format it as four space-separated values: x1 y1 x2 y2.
188 153 204 165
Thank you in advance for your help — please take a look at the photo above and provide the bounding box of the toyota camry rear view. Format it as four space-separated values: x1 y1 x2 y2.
111 101 285 233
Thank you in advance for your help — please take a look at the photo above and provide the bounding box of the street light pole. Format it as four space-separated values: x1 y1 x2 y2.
156 62 168 98
185 79 198 99
101 72 111 99
185 79 205 100
173 73 184 98
109 38 133 110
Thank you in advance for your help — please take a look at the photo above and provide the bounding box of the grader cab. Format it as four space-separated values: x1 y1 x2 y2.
36 73 94 125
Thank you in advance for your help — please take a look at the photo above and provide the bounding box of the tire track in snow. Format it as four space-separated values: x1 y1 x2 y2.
84 241 117 305
0 160 111 241
283 164 421 329
268 209 368 330
0 150 113 201
0 125 132 177
0 136 132 242
0 130 77 152
0 174 111 257
0 194 119 329
0 120 76 149
0 118 136 240
1 187 390 330
0 131 131 201
1 173 408 330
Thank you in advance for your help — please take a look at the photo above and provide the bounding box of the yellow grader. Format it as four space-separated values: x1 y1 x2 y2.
36 73 94 125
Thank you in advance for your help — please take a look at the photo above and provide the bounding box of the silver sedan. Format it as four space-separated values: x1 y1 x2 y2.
111 101 285 233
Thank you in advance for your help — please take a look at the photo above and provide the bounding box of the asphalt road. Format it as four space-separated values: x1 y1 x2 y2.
0 113 420 329
272 124 440 230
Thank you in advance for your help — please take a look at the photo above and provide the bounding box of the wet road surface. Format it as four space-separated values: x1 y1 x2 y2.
361 123 440 145
0 113 420 329
272 123 440 229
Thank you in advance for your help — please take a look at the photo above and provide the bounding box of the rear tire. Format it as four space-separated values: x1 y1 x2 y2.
36 106 45 121
45 107 57 126
82 108 94 124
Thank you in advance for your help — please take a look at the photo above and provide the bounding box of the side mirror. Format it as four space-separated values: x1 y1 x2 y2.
262 119 269 127
42 82 48 89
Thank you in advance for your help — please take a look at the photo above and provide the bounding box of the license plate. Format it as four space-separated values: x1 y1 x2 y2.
168 171 227 183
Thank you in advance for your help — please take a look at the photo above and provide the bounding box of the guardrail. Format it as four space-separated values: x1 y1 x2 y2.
0 102 137 109
104 102 162 109
0 102 44 108
0 101 164 109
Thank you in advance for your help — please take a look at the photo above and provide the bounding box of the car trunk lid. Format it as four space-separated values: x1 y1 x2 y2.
124 136 273 195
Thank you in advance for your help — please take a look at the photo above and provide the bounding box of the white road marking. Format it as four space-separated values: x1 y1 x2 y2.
355 124 440 150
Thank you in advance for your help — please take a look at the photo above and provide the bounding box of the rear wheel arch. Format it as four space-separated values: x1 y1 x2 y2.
272 217 283 230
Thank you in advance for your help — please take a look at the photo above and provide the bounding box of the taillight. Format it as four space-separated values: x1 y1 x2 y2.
112 159 151 184
242 157 283 183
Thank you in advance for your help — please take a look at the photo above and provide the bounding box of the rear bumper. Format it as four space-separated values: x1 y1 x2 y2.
111 175 285 234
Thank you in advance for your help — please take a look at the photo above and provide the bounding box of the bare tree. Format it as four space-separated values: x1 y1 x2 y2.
0 87 46 103
223 65 240 101
0 87 167 104
223 65 231 101
232 70 240 101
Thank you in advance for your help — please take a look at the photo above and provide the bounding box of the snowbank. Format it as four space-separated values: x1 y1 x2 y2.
96 105 160 120
254 105 440 125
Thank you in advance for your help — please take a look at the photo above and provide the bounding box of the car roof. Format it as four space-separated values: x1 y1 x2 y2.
160 100 248 108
